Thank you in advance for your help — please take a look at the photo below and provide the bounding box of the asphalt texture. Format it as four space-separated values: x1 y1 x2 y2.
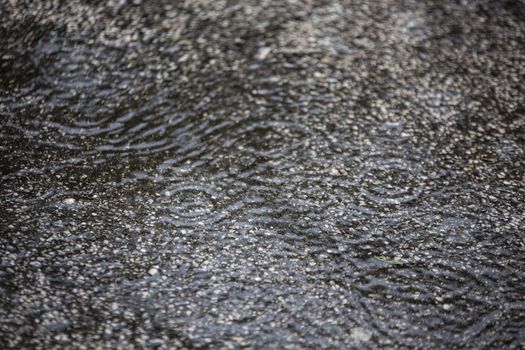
1 0 525 349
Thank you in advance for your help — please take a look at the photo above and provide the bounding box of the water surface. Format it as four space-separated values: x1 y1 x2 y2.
1 0 525 348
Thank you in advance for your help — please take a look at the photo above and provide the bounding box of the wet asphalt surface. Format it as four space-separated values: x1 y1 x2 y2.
1 0 525 349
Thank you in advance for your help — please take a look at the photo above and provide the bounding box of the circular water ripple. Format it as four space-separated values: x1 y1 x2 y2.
32 35 130 92
150 181 243 227
356 158 424 205
154 118 323 184
155 183 220 226
0 34 165 180
367 206 480 254
322 206 518 349
227 120 313 158
161 183 217 217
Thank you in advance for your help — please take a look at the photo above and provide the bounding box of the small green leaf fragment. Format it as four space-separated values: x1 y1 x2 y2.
374 255 403 265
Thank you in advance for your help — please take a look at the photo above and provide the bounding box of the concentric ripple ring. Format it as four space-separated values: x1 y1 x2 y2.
356 158 424 205
155 182 223 226
230 120 313 158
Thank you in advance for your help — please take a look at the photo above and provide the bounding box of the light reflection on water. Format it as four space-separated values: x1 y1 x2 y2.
1 0 524 348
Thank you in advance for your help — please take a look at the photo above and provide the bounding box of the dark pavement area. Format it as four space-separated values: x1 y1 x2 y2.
1 0 525 348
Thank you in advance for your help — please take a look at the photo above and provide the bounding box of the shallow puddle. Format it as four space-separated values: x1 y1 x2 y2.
1 1 524 348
